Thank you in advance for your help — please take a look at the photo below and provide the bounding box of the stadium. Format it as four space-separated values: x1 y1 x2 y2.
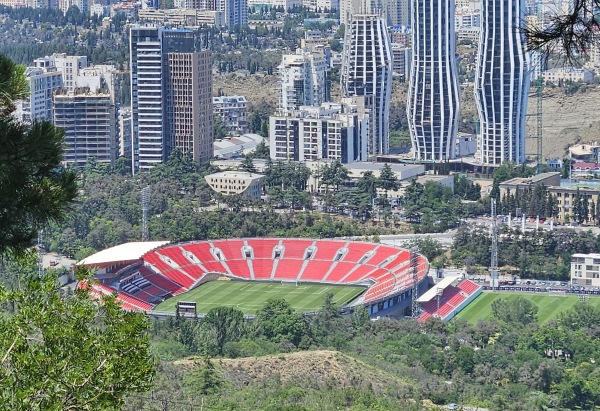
78 238 437 317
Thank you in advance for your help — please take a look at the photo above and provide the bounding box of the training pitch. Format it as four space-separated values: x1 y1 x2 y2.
455 291 600 324
153 281 366 315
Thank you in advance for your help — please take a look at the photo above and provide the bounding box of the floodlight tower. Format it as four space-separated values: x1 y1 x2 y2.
490 198 499 289
141 186 151 241
410 248 421 318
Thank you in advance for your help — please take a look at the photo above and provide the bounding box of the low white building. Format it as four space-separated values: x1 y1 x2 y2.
571 253 600 287
213 95 247 133
205 171 265 198
543 67 595 85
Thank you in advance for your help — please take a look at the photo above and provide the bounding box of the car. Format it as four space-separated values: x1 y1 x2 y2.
446 404 458 410
50 260 59 267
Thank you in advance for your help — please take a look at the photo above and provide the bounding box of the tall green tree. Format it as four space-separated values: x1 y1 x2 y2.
0 54 77 255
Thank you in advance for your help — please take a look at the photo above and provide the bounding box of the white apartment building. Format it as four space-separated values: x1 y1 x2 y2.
341 14 393 157
475 0 530 165
34 54 89 91
391 43 411 80
130 25 167 173
269 102 369 163
542 67 595 84
213 95 247 134
408 0 460 161
205 171 264 198
302 0 339 11
17 66 63 124
278 49 328 113
571 253 600 287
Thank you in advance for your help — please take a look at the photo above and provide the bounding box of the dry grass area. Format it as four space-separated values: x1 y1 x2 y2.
526 86 600 160
177 350 405 391
213 71 278 108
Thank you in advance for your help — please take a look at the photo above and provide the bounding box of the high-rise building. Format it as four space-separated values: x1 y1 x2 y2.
341 14 392 157
130 25 213 173
165 51 213 163
269 102 369 163
53 88 116 168
407 0 460 161
340 0 409 28
278 49 328 113
216 0 247 26
475 0 530 165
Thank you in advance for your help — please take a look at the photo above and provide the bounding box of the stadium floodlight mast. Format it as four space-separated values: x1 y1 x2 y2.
490 198 499 290
410 247 421 318
141 186 151 242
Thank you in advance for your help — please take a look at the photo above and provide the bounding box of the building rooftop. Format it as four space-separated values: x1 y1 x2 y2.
206 171 265 181
501 172 561 186
214 133 265 158
78 241 170 267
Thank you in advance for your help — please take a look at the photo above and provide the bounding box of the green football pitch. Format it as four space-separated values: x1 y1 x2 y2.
455 291 600 324
153 281 366 315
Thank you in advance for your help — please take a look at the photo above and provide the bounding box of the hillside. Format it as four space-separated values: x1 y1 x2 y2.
213 350 405 391
215 70 600 160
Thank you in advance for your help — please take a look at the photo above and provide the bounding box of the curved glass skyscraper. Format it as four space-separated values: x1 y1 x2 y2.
341 14 393 157
407 0 460 161
475 0 530 165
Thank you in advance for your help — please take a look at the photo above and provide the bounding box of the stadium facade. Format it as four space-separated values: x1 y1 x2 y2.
475 0 530 165
78 239 430 317
407 0 460 161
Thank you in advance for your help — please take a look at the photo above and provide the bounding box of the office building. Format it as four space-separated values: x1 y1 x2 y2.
213 95 247 134
475 0 530 165
269 102 369 163
53 88 116 168
407 0 460 161
278 49 328 113
341 14 392 157
130 25 213 173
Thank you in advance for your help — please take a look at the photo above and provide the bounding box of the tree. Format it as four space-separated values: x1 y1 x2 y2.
525 0 599 61
239 156 257 173
377 163 399 198
405 236 444 262
0 269 155 410
255 298 308 346
0 54 77 255
213 117 229 140
203 306 245 355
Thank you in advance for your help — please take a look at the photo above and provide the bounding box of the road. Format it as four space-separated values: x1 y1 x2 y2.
345 232 457 248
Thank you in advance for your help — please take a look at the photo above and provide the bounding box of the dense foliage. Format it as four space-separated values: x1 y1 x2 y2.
453 223 600 279
128 294 600 410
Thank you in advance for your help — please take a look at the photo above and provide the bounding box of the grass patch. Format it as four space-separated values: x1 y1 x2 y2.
455 291 600 324
154 280 366 315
